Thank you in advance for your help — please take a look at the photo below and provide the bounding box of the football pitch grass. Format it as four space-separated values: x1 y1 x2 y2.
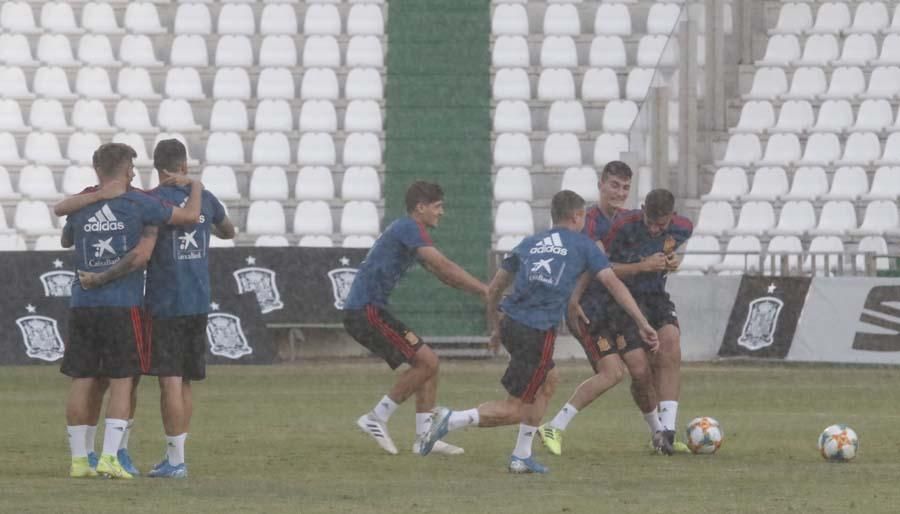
2 360 899 514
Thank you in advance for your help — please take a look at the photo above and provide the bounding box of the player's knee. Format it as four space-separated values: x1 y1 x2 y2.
412 346 439 374
609 361 626 384
542 368 560 396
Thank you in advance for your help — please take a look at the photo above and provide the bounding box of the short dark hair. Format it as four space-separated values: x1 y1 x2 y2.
644 189 675 219
92 143 136 178
600 161 633 182
551 190 586 224
405 181 444 213
153 138 187 174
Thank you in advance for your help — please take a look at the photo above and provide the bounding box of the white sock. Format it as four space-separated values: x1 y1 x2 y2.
643 408 663 433
119 419 134 450
101 419 128 457
67 425 88 458
85 425 97 455
549 403 579 431
372 395 398 422
415 412 432 438
659 401 678 431
512 424 537 459
166 433 187 466
448 408 480 431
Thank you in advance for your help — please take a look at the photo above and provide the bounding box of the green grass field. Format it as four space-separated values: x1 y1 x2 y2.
1 360 898 513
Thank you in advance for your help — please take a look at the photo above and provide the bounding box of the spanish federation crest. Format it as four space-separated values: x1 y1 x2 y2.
233 256 283 314
16 306 65 362
328 262 357 310
737 290 784 351
39 259 75 297
206 312 253 359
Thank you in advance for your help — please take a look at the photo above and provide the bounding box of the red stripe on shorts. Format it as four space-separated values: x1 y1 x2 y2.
130 307 148 373
578 319 601 364
366 305 416 360
522 329 556 403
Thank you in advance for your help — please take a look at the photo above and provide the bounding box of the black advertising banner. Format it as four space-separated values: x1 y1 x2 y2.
718 276 812 359
205 292 274 365
0 297 70 365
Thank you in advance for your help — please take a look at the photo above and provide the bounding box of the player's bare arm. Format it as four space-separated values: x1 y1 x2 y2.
485 268 514 354
78 225 159 290
596 268 658 350
163 172 204 226
53 179 128 217
212 217 236 239
567 272 593 325
416 246 488 299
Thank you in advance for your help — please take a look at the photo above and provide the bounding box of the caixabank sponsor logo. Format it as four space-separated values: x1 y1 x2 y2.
852 286 900 352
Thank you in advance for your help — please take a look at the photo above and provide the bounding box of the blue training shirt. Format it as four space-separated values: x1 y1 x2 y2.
602 209 693 294
65 190 173 308
579 205 621 311
144 186 226 318
343 216 432 309
500 227 611 331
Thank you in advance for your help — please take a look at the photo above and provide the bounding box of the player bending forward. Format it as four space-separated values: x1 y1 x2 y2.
419 190 657 474
343 181 488 456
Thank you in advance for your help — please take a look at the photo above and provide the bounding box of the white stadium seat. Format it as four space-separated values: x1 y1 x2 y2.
1 1 39 34
0 100 27 132
249 166 290 201
693 201 735 236
494 167 533 201
543 133 581 167
251 132 291 165
678 236 721 274
734 101 775 133
638 35 679 68
342 236 375 249
810 100 853 133
345 68 382 100
544 4 580 35
849 2 889 34
625 67 655 101
254 99 292 132
297 133 336 166
82 2 122 34
589 36 627 68
63 165 96 195
0 234 27 251
855 236 890 272
560 167 597 201
216 35 254 67
14 200 58 235
495 235 524 252
647 3 680 35
260 4 298 35
347 5 384 36
32 66 74 99
120 35 163 67
218 4 255 35
206 132 245 165
798 133 841 165
493 36 529 68
260 36 298 67
823 166 869 200
493 100 532 133
851 201 899 236
257 68 295 99
810 200 857 235
758 35 800 67
201 166 241 201
581 68 620 101
165 68 205 100
37 35 78 66
548 101 585 133
759 133 801 166
538 69 576 100
744 67 788 100
836 132 880 166
764 235 803 275
72 100 113 133
295 166 335 200
209 99 249 132
850 99 892 133
114 100 155 133
301 68 340 100
210 236 235 249
602 100 639 132
493 133 532 167
835 34 877 66
493 68 530 100
77 34 119 67
821 67 866 100
305 4 341 35
124 3 165 34
303 36 341 68
783 67 827 100
702 167 748 201
0 132 26 165
864 166 900 200
41 2 80 34
783 166 828 201
299 100 338 133
804 236 845 276
810 2 851 34
592 133 629 167
113 132 152 167
341 201 379 235
729 201 776 236
744 166 789 201
0 166 18 199
771 201 817 236
717 134 761 166
345 100 382 133
541 36 578 68
713 236 762 275
29 99 70 133
76 67 117 100
594 4 631 36
174 3 212 35
873 37 900 66
494 201 534 236
347 36 384 68
0 35 38 66
879 133 900 165
255 236 290 248
770 100 813 134
342 166 381 201
25 132 68 165
158 99 202 132
492 4 529 35
343 132 382 166
771 3 812 34
796 34 839 67
246 201 287 235
212 68 251 99
19 164 61 200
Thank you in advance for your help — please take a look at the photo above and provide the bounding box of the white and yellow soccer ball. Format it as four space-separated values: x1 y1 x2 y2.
685 417 724 455
818 424 858 462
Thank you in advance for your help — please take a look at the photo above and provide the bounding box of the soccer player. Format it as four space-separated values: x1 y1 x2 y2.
343 181 488 456
76 140 235 478
60 143 202 479
419 190 658 474
602 189 693 454
537 161 635 456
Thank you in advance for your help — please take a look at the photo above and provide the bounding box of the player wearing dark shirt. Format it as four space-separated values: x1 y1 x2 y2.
603 189 693 454
343 181 487 456
419 190 657 474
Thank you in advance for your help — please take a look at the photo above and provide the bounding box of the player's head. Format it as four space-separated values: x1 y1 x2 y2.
641 188 675 237
92 143 136 183
153 138 188 176
551 190 587 231
406 181 444 228
598 161 632 210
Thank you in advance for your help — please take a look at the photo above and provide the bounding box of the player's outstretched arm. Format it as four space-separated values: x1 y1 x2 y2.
53 180 128 217
212 216 236 240
486 268 514 354
568 272 592 325
416 246 488 299
162 172 203 226
78 225 159 289
596 268 658 350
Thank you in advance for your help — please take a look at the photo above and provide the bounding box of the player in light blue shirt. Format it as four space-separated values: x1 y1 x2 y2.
420 190 658 474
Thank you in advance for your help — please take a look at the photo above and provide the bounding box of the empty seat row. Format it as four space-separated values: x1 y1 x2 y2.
0 98 383 133
0 66 384 101
704 165 900 202
493 34 681 69
245 200 380 236
494 67 658 101
718 131 900 167
492 3 683 37
771 2 900 36
493 165 602 202
694 199 899 237
735 99 900 134
494 132 630 167
745 66 900 101
246 234 377 249
758 33 900 67
0 2 385 37
493 99 638 133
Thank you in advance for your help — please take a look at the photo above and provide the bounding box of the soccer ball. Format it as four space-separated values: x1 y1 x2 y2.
818 424 858 462
685 417 723 454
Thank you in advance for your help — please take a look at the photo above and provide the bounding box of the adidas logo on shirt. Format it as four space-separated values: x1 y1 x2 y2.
83 204 125 232
529 232 568 256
